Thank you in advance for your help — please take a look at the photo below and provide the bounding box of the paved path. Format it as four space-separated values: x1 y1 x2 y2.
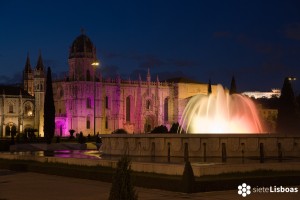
0 170 299 200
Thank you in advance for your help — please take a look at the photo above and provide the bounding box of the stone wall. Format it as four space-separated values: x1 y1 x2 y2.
9 143 87 151
100 134 300 159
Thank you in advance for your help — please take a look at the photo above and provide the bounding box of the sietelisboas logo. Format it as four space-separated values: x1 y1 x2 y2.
238 183 251 197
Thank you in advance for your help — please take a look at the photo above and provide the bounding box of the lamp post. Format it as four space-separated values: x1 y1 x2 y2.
288 77 296 81
92 61 100 136
288 76 297 93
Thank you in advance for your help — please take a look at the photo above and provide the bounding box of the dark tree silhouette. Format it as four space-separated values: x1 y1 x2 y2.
181 161 195 193
297 95 300 110
44 67 55 144
109 155 138 200
207 79 212 94
69 129 75 139
229 76 237 95
78 131 86 144
169 122 180 133
112 129 128 134
151 125 168 133
169 122 186 134
277 77 297 134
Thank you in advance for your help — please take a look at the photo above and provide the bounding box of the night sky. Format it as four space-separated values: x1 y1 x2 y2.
1 0 300 93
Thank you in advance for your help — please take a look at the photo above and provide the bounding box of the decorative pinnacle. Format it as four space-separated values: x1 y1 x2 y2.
81 28 85 35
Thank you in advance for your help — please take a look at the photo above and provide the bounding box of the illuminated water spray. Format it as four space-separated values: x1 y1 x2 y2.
180 85 265 134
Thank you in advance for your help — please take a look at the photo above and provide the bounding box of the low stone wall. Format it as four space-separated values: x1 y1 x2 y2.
9 143 87 151
2 134 299 177
100 134 300 159
1 153 300 177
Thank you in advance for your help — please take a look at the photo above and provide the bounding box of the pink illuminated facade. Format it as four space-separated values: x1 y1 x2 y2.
19 33 213 136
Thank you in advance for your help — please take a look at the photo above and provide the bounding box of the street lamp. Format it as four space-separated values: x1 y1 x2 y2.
92 60 100 136
288 76 297 94
288 77 296 81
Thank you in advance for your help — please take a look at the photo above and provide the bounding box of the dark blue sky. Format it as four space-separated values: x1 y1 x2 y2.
1 0 300 92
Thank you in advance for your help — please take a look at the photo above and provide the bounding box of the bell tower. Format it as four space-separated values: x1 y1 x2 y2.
66 31 99 134
34 51 45 136
23 53 34 96
68 31 97 81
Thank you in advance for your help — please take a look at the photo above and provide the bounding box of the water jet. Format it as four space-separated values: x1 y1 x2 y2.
180 85 265 134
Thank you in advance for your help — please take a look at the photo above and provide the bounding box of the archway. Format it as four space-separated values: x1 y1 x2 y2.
5 123 17 137
55 120 66 137
144 115 155 133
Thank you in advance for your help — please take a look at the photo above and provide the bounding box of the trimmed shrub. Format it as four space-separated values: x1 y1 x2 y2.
112 129 128 134
181 161 195 193
78 132 86 144
0 139 10 151
108 155 138 200
56 136 60 143
69 129 75 139
151 125 168 133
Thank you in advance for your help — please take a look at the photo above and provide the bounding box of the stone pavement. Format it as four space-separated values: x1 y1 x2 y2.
0 169 299 200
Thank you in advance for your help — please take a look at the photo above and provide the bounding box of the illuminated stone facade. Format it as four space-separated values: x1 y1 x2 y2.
242 89 280 99
50 34 213 136
0 87 35 137
17 33 214 137
0 52 45 137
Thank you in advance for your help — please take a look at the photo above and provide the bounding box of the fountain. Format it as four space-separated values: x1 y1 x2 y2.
180 85 265 134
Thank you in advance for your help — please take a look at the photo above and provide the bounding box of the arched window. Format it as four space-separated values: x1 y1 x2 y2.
25 104 30 113
25 104 32 116
146 100 151 110
86 70 91 81
9 104 13 113
105 96 109 109
87 98 91 108
86 116 90 129
164 98 169 121
126 96 130 122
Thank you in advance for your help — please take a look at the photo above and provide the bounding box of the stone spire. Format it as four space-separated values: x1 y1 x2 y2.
138 74 142 86
24 53 32 73
147 68 151 82
36 51 44 71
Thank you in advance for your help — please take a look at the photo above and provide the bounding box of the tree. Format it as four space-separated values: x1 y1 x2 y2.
181 161 195 193
108 155 138 200
207 79 212 94
151 125 168 133
169 122 185 134
78 131 86 144
169 122 179 133
44 67 55 144
296 94 300 112
229 76 237 95
69 129 75 139
112 129 128 134
277 77 297 134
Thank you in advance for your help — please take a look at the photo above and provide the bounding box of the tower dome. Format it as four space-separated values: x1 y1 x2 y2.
69 33 96 59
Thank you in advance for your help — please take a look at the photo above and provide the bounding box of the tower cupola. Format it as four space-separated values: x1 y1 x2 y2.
69 33 96 59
